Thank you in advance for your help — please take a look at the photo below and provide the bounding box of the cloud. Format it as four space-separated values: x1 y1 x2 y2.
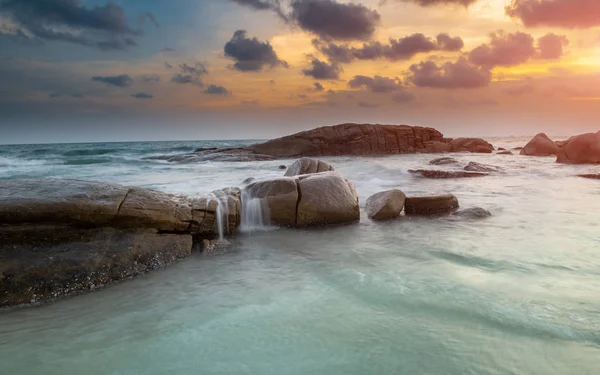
204 84 230 95
348 75 404 93
170 62 207 86
315 33 464 63
468 31 567 68
408 58 491 89
468 31 535 68
314 82 324 91
171 74 204 87
91 74 134 87
536 33 569 59
165 62 173 69
0 0 155 50
161 47 175 53
229 0 288 20
291 0 380 41
180 63 208 75
392 91 416 103
506 0 600 29
224 30 288 72
141 75 161 82
48 92 84 99
131 92 153 99
396 0 478 6
358 101 380 108
302 58 342 79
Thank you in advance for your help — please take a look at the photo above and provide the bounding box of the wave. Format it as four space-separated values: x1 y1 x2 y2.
0 156 52 167
61 148 123 157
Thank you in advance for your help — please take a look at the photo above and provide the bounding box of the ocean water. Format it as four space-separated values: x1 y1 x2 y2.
1 137 600 375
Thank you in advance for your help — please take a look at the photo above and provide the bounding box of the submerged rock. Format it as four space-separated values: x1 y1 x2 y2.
279 165 287 170
404 195 459 215
448 138 494 153
409 170 488 179
194 147 218 153
366 190 406 221
498 147 506 151
577 174 600 180
429 157 458 165
464 162 502 173
452 207 492 219
497 150 513 155
520 133 560 156
284 157 334 177
242 177 255 184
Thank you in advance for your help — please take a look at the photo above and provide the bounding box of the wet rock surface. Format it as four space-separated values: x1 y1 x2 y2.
366 190 406 221
520 133 561 156
404 195 460 215
429 157 458 165
452 207 492 219
284 157 334 177
409 170 488 179
464 162 503 173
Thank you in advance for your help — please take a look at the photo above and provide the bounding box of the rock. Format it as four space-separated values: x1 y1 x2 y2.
520 133 560 156
513 147 524 151
448 138 494 153
425 141 452 153
0 227 192 307
404 195 459 215
144 149 277 163
245 177 299 227
577 174 600 179
194 147 218 153
365 190 406 220
464 162 502 173
202 239 221 253
557 132 600 164
452 207 491 219
279 165 287 170
242 177 255 184
429 157 458 165
296 172 360 227
409 170 488 179
284 157 334 177
498 147 506 151
497 150 513 155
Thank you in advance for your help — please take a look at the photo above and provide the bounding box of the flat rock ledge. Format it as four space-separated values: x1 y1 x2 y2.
0 179 241 308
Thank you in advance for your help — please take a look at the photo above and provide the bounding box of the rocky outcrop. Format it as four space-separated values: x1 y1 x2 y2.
409 170 488 179
556 132 600 164
429 157 457 165
520 133 560 156
244 172 359 227
464 162 502 173
365 190 406 220
0 179 241 307
452 207 492 219
497 150 513 155
448 138 494 154
577 174 600 180
284 157 334 177
404 195 459 215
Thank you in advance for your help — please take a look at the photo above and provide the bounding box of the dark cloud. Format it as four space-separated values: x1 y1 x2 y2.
468 31 567 68
468 31 535 68
0 0 155 50
224 30 288 72
138 12 159 28
291 0 380 41
141 75 161 82
161 47 175 53
314 82 324 91
204 84 230 95
302 59 342 79
131 92 153 99
358 101 380 108
229 0 288 20
315 33 464 63
48 92 84 99
537 33 569 59
165 62 174 69
91 74 134 87
392 91 416 103
348 75 404 93
171 74 204 87
180 63 208 75
408 58 492 89
170 62 207 86
506 0 600 29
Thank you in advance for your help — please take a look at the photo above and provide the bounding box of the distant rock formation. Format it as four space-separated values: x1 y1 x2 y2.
520 133 561 156
556 132 600 164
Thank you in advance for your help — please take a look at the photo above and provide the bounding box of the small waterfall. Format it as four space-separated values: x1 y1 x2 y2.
206 191 230 242
240 187 270 233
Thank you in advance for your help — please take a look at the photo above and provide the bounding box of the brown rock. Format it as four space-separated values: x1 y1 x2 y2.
557 132 600 164
284 157 334 177
409 170 488 179
244 178 299 227
520 133 560 156
497 150 513 155
296 172 360 227
429 157 458 165
194 147 218 153
577 174 600 179
405 195 459 215
366 190 406 220
498 147 506 151
448 138 494 153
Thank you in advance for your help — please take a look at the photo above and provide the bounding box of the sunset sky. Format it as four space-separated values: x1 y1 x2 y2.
1 0 599 143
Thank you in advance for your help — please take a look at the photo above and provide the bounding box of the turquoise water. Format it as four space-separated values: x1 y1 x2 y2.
1 138 600 374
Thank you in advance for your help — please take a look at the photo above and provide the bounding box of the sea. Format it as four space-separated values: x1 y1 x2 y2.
1 137 600 375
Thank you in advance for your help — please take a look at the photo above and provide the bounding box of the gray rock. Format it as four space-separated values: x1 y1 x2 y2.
429 157 458 165
284 157 334 177
464 162 502 173
366 190 406 221
404 195 459 215
452 207 492 219
409 170 488 179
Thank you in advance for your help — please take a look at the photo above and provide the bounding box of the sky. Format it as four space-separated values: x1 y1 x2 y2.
0 0 599 144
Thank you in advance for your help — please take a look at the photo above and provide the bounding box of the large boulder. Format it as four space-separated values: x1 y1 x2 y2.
0 179 241 307
296 172 360 227
404 195 459 215
464 162 502 173
557 132 600 164
429 157 457 165
244 177 299 227
366 190 406 220
520 133 560 156
448 138 494 153
284 157 334 177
